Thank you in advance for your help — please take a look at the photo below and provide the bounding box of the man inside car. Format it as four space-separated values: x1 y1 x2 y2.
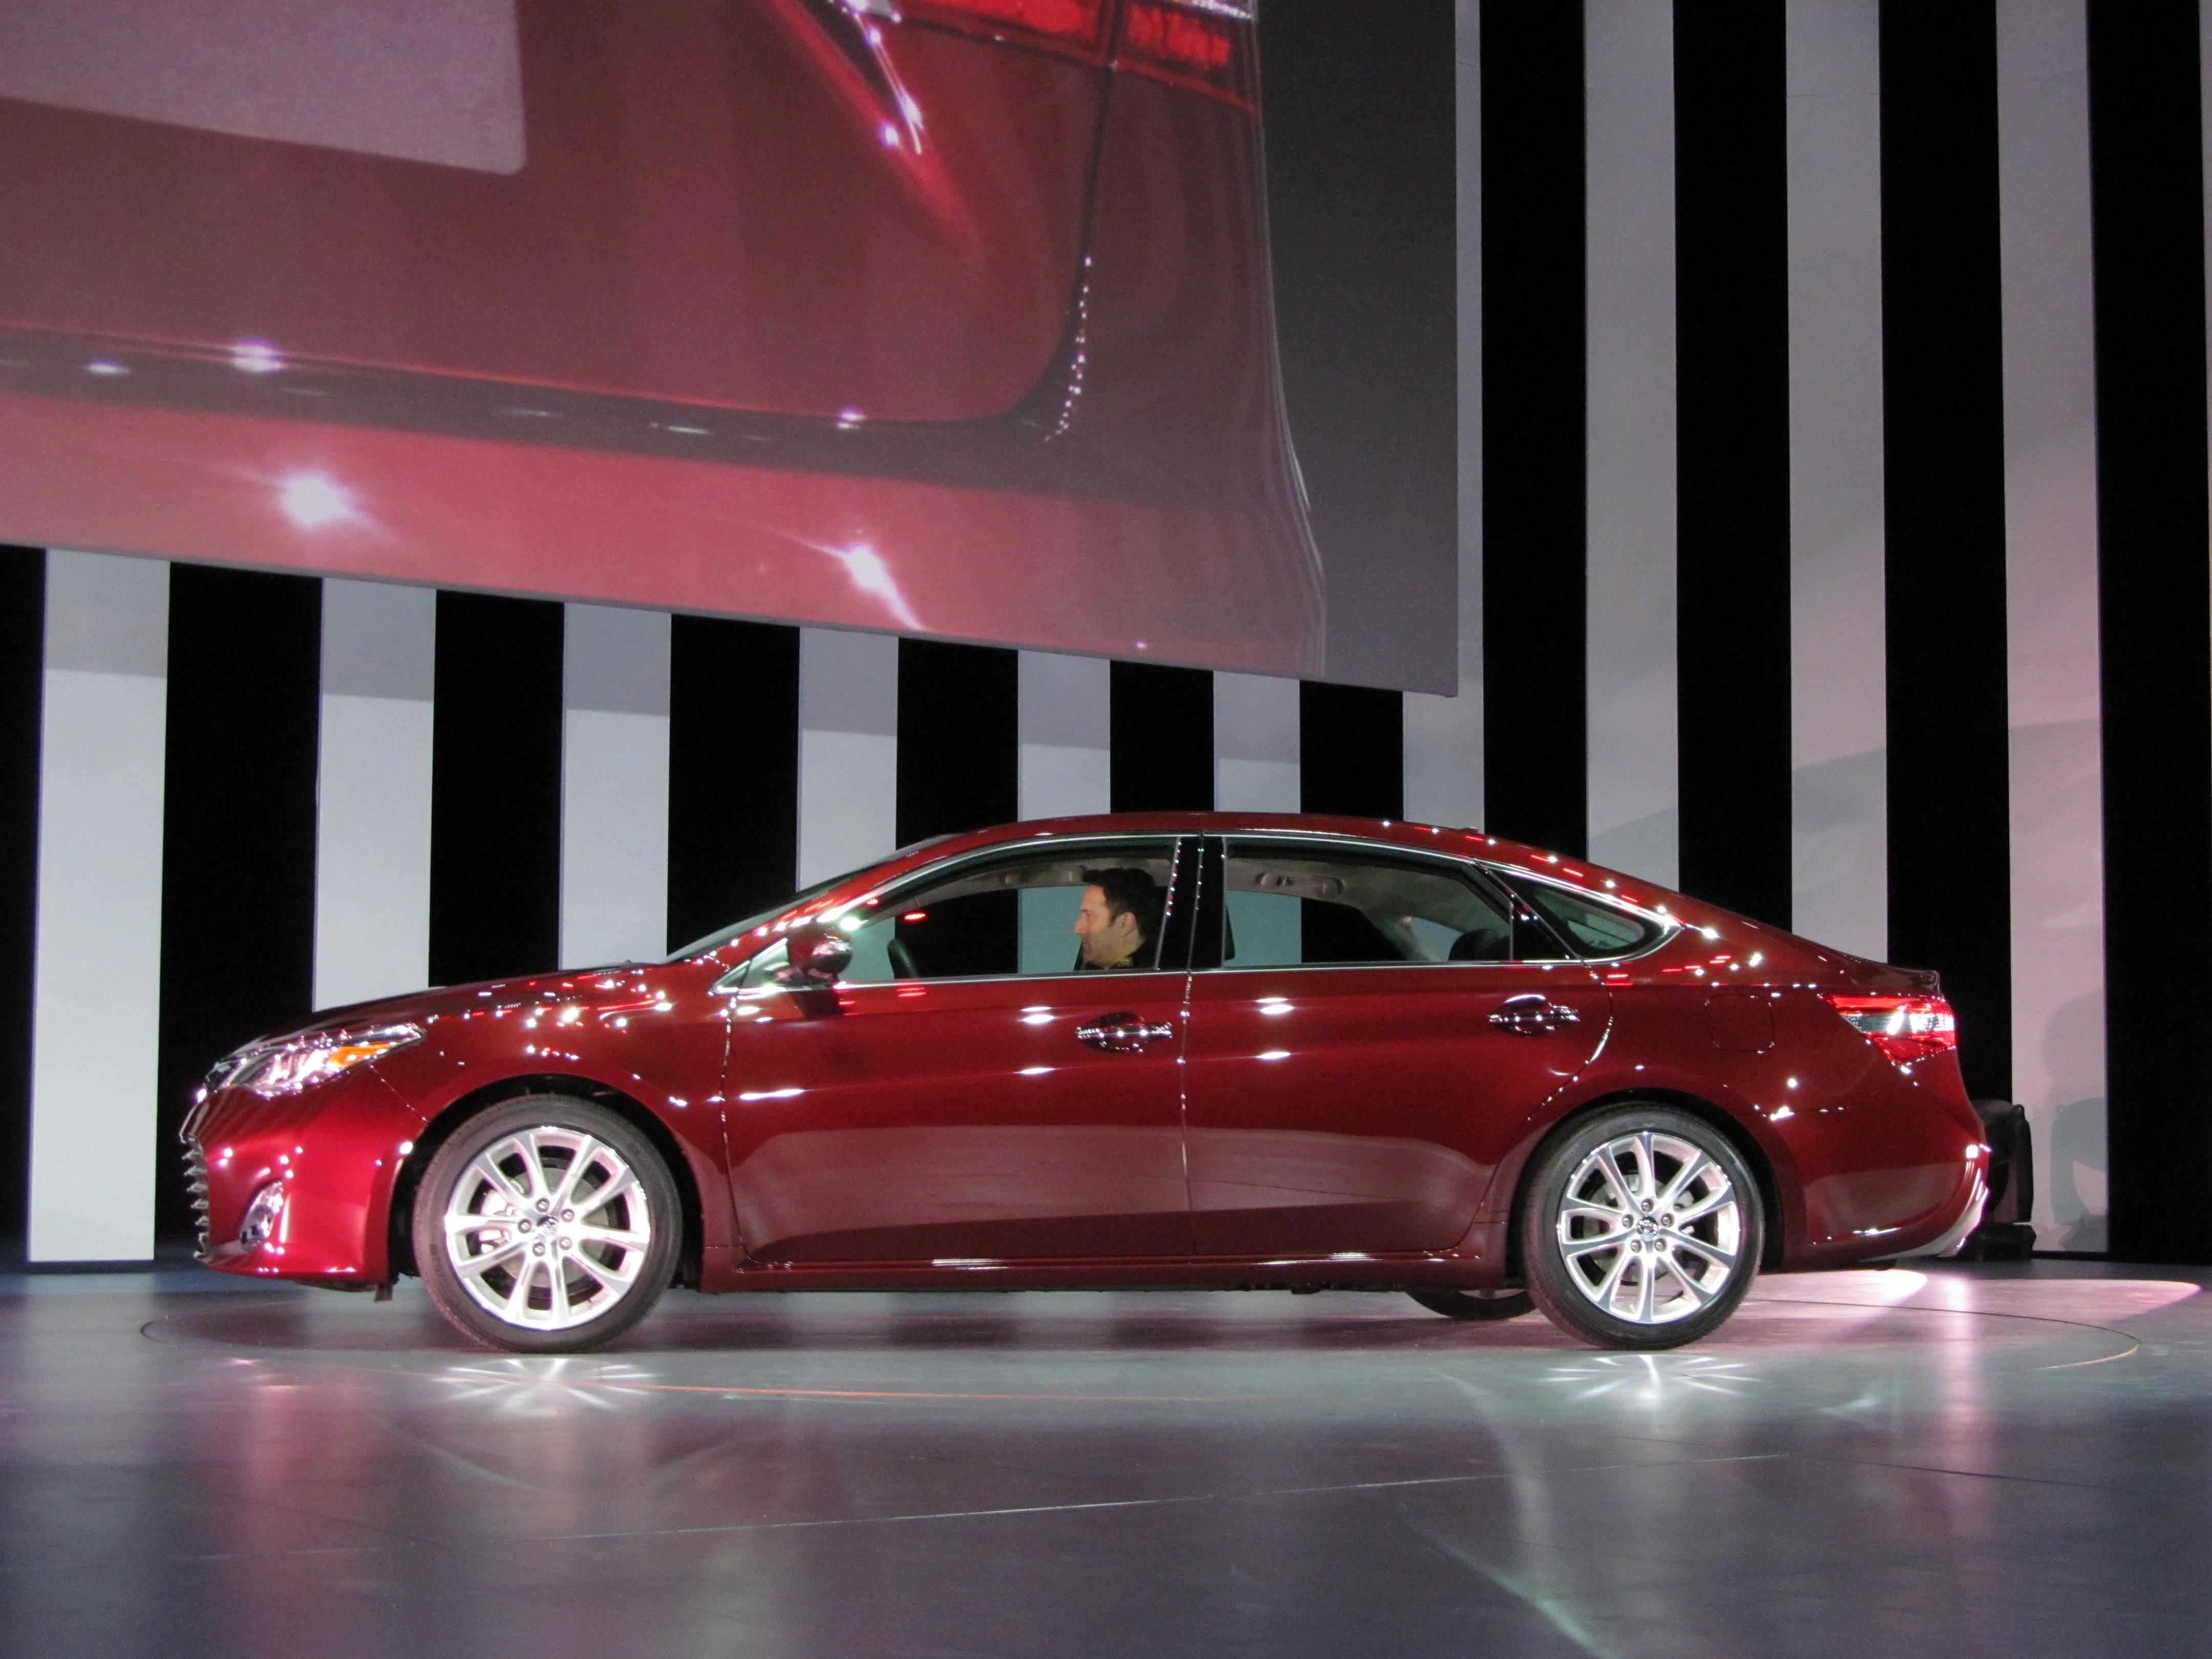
1073 867 1164 970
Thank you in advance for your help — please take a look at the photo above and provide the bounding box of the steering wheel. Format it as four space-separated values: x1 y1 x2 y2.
888 936 920 982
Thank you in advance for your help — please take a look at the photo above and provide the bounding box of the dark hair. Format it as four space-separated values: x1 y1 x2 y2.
1082 867 1165 944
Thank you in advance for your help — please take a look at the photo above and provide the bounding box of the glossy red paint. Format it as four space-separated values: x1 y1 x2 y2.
185 814 1989 1304
0 1 1323 674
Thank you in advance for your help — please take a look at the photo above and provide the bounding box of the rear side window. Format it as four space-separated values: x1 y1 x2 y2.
1217 840 1562 968
1498 875 1668 959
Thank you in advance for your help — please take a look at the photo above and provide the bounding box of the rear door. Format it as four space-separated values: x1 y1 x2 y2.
1180 837 1611 1257
721 836 1198 1264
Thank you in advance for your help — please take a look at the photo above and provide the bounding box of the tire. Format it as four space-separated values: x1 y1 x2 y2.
1408 1288 1536 1322
413 1096 680 1353
1520 1105 1763 1350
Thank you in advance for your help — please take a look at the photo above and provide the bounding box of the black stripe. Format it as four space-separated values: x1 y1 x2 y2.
1879 2 2013 1102
157 564 322 1243
896 639 1018 845
1299 682 1403 820
1673 1 1792 926
1480 1 1586 855
666 616 800 950
1110 662 1213 811
429 592 564 986
0 547 41 1258
2087 1 2211 1264
1260 0 1458 690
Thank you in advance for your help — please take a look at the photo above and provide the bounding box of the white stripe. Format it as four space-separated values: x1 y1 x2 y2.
797 629 898 886
1406 0 1484 831
1017 651 1110 820
1786 0 1888 958
313 579 434 1009
1999 0 2104 1250
28 551 167 1261
560 604 671 967
1583 0 1678 886
1213 672 1300 812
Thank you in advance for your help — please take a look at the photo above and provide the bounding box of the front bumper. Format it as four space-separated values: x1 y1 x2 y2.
184 1069 423 1283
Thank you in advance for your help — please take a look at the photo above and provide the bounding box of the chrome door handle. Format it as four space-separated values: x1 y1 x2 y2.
1076 1013 1176 1053
1489 993 1582 1036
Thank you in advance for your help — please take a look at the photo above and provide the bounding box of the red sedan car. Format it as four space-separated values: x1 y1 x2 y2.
183 815 1988 1351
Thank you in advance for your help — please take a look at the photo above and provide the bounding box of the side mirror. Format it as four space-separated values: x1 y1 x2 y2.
770 926 853 989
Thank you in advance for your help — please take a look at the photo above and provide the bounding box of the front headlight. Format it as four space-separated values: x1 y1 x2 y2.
238 1024 422 1096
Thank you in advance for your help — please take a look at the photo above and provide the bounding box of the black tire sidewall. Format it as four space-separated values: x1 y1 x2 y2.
413 1096 680 1353
1521 1104 1763 1351
1408 1288 1536 1322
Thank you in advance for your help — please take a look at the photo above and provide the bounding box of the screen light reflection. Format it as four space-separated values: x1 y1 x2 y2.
275 471 360 529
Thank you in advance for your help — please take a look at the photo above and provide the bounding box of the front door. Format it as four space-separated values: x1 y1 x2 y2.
1181 837 1611 1257
722 836 1196 1264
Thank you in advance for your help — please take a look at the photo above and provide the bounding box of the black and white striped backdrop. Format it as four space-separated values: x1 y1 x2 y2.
4 0 2207 1267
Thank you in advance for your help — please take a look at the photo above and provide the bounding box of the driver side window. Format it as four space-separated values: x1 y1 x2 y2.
835 840 1180 985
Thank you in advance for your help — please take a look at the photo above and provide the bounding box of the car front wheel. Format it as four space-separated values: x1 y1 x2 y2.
414 1096 680 1353
1521 1105 1762 1350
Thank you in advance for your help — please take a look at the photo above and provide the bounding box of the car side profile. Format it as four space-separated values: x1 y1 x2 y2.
183 814 1989 1352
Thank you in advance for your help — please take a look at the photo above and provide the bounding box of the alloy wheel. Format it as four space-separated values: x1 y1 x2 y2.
442 1126 656 1333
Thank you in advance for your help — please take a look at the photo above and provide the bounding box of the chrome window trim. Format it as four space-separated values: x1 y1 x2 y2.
711 831 1193 994
1201 827 1681 969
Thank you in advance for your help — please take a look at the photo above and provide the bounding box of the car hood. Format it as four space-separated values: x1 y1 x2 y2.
237 963 670 1053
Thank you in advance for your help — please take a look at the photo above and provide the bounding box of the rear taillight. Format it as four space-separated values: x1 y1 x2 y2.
1116 0 1256 108
901 0 1257 111
1822 994 1959 1066
898 0 1114 57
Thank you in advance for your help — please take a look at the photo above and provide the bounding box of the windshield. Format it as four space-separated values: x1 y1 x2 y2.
660 836 961 962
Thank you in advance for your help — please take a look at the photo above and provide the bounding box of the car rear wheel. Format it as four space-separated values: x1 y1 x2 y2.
1521 1105 1762 1350
1407 1288 1535 1322
414 1096 679 1353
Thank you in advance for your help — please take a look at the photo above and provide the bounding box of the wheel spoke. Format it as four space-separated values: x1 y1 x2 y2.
573 1219 650 1251
1666 1230 1737 1273
518 1132 560 1206
581 1166 639 1222
454 1237 529 1278
568 1247 638 1293
1632 1258 1655 1322
465 1153 532 1214
1593 1147 1640 1214
1562 1232 1622 1260
1672 1185 1734 1226
549 1139 608 1213
1562 1201 1627 1227
1665 1257 1709 1308
1655 1152 1712 1212
1589 1245 1633 1307
501 1257 539 1323
546 1260 573 1325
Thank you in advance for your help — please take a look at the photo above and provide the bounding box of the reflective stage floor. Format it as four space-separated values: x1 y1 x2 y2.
2 1261 2206 1657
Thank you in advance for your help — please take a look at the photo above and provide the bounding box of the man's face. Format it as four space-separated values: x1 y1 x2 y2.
1074 884 1144 969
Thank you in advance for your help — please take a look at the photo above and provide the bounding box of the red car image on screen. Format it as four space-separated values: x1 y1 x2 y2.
182 815 1990 1353
0 0 1322 672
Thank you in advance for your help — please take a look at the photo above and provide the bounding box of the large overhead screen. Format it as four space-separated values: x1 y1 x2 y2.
0 0 1454 689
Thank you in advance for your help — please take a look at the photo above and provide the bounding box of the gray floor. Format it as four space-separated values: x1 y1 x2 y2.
1 1261 2206 1658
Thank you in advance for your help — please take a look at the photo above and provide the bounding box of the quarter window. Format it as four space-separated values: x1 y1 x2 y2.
1495 875 1668 959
